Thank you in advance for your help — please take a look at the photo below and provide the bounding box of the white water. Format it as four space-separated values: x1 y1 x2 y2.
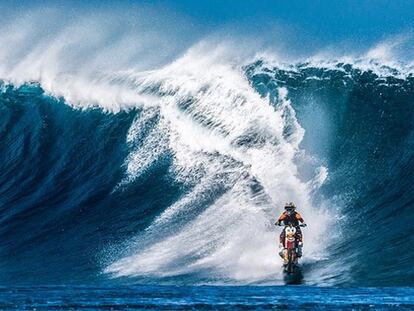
103 47 335 283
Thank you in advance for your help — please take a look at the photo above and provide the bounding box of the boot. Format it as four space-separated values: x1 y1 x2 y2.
282 250 289 265
297 243 303 258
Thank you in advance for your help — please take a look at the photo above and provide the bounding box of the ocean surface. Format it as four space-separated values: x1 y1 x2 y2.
2 285 414 310
0 7 413 308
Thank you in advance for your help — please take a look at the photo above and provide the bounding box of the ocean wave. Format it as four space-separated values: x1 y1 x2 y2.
0 8 413 286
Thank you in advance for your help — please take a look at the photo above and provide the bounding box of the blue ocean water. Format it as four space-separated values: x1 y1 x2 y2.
1 9 414 306
1 62 413 287
2 285 414 310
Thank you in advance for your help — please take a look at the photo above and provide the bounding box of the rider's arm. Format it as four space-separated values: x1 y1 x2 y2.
275 212 287 225
295 212 307 226
295 212 304 223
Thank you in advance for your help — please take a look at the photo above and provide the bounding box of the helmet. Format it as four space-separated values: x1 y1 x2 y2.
284 202 296 211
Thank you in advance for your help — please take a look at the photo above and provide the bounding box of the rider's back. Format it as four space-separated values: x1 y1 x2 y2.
277 211 304 226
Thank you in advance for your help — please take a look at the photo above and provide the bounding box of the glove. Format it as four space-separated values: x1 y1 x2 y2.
278 243 284 250
301 223 307 227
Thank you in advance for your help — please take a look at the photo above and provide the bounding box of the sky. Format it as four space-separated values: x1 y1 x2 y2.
151 0 414 43
5 1 414 42
1 0 413 61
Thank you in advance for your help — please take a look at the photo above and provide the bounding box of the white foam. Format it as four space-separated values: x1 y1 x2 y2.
102 46 335 283
0 8 196 111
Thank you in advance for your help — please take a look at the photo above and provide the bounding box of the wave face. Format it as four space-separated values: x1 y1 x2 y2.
0 14 413 285
246 61 414 286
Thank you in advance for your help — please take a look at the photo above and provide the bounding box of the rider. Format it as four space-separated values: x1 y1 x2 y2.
275 202 307 258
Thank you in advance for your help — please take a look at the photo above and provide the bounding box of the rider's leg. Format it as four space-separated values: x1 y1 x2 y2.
296 227 303 242
279 231 287 263
296 227 303 257
278 241 284 257
297 244 303 258
280 230 285 246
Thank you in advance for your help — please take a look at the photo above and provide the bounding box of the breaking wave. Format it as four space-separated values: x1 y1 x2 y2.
0 8 413 286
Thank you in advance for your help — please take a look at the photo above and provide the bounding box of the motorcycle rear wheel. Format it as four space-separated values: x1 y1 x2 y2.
286 249 296 274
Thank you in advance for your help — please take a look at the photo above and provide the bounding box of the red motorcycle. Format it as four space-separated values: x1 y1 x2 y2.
278 223 306 274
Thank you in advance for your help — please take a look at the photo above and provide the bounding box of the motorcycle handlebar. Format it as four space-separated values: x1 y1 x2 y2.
275 222 307 228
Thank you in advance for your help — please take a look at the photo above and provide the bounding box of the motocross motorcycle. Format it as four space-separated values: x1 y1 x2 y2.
278 223 306 274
